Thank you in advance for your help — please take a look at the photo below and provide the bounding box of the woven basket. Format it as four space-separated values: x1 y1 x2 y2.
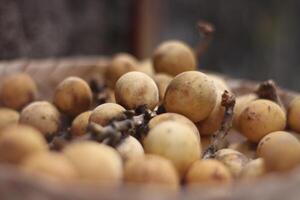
0 57 299 200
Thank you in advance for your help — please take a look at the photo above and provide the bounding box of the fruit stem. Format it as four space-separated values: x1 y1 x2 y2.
203 91 236 159
255 80 284 109
195 20 215 60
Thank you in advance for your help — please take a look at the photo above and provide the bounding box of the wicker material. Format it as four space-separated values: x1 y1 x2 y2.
0 57 299 200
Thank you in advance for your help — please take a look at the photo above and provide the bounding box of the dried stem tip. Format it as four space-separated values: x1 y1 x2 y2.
255 80 284 108
203 91 236 159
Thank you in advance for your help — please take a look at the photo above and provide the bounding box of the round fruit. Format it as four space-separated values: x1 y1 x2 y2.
240 158 265 180
54 77 92 117
238 99 286 142
164 71 217 122
215 148 249 178
229 140 257 159
124 154 179 189
20 101 61 137
208 74 230 92
63 141 122 185
152 73 172 103
0 108 19 130
22 152 78 182
0 73 38 110
105 53 138 88
152 40 196 76
148 112 200 142
89 103 125 126
233 94 257 130
115 72 159 110
257 131 300 172
143 121 201 177
71 111 92 136
0 125 47 164
116 136 144 161
185 159 232 186
288 97 300 133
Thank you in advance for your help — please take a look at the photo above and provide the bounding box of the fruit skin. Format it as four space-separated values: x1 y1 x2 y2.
207 74 230 92
20 101 61 137
105 53 138 89
116 136 144 161
164 71 217 122
148 112 200 143
152 73 173 103
215 148 249 178
89 103 125 126
152 40 196 76
63 141 123 185
143 121 201 178
124 154 179 190
0 108 19 130
238 99 286 143
229 140 257 159
21 152 78 182
0 73 38 110
53 77 92 117
240 158 265 180
115 72 159 110
257 131 300 172
196 91 224 136
0 125 47 164
288 97 300 133
138 59 155 76
233 94 257 130
185 159 232 186
71 111 92 137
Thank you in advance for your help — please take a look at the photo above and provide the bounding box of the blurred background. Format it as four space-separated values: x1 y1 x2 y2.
0 0 300 90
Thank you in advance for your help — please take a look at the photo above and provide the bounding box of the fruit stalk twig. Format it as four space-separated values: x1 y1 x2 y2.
203 91 236 159
89 79 109 105
195 21 215 60
255 79 284 109
84 105 155 147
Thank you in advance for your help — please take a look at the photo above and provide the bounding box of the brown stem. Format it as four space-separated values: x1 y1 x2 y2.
89 79 109 105
203 91 236 159
255 80 284 109
195 20 215 60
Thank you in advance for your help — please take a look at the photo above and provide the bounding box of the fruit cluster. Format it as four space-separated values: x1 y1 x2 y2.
0 40 299 190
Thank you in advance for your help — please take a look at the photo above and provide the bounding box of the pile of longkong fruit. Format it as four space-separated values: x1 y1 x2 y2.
0 40 300 191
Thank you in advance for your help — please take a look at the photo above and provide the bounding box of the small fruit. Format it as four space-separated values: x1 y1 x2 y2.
70 111 92 136
105 53 138 88
215 148 249 178
208 74 230 92
63 141 122 185
152 73 172 103
148 112 200 142
0 125 47 164
143 121 201 177
287 97 300 133
185 159 232 186
233 94 257 130
0 108 19 130
124 154 179 189
0 73 38 110
240 158 265 180
115 72 159 110
22 152 78 182
20 101 61 137
54 77 92 117
229 140 257 159
116 136 144 161
164 71 217 122
152 40 196 76
201 136 211 154
238 99 286 142
89 103 125 126
257 131 300 172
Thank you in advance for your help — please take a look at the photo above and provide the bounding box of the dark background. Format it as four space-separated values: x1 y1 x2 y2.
0 0 300 91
